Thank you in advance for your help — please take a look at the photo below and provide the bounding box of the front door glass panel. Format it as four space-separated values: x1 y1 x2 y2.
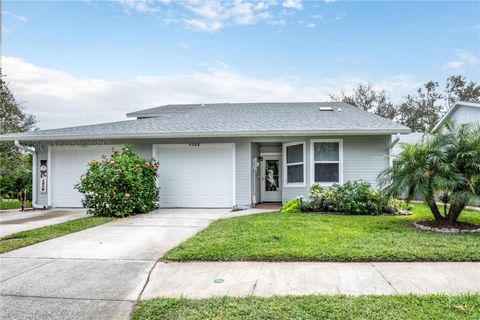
265 160 280 191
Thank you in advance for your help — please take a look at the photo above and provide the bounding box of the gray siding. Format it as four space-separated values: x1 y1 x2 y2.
30 134 390 208
251 143 260 204
282 135 389 202
234 141 251 208
343 135 389 188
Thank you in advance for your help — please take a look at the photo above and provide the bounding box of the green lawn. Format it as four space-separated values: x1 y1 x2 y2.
0 217 114 253
163 204 480 262
132 294 480 320
0 199 32 210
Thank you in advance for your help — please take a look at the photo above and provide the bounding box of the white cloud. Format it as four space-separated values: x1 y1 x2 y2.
115 0 288 31
306 23 315 28
443 49 478 70
324 0 336 3
115 0 170 13
182 19 223 31
282 0 303 10
2 56 420 129
3 11 28 22
2 28 11 34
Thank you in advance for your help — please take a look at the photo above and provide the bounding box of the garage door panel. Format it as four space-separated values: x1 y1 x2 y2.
156 144 234 208
52 146 114 208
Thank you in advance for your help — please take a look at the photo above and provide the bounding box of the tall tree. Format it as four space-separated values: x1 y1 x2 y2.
330 83 398 120
0 72 36 197
445 75 480 108
398 81 444 132
379 122 480 225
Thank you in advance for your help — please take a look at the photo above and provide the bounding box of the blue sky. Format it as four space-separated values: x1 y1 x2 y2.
2 0 480 129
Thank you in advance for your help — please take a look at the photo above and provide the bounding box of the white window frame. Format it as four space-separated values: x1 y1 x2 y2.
283 141 306 187
310 139 343 187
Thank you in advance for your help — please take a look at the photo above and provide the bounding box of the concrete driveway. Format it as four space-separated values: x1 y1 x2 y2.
0 208 238 320
0 209 89 237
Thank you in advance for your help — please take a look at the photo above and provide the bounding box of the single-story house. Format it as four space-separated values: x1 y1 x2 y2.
1 102 410 209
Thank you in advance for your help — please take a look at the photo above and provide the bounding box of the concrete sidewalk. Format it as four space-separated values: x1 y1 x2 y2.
142 261 480 299
0 208 270 320
0 209 89 237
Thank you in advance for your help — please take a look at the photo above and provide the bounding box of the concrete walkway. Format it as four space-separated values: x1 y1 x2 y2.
0 209 89 237
2 207 479 320
142 261 480 298
0 208 268 320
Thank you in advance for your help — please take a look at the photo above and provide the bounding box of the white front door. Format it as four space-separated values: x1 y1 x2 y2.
260 155 282 202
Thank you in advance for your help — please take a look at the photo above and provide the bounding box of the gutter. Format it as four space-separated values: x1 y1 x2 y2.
1 128 412 142
14 140 44 209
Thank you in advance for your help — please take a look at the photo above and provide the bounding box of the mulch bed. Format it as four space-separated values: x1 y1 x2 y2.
419 220 479 231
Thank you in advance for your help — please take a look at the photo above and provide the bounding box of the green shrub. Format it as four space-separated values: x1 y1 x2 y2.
75 145 159 217
281 198 301 213
333 181 382 215
306 184 331 212
391 198 412 211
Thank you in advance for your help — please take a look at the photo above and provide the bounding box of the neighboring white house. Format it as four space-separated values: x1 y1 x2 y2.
393 101 480 157
1 102 410 209
432 101 480 132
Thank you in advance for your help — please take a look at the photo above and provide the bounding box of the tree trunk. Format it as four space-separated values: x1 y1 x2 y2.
427 200 444 221
446 203 465 224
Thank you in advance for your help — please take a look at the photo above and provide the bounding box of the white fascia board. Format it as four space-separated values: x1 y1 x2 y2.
0 129 412 142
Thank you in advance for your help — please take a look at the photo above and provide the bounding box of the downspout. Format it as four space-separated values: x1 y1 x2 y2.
14 140 44 209
388 133 401 167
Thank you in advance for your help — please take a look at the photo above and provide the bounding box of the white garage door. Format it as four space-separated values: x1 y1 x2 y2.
155 144 235 208
51 146 114 207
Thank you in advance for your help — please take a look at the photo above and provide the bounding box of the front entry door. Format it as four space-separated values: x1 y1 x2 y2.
260 155 282 202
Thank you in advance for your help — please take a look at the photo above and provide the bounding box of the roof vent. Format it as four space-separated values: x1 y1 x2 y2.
337 108 341 113
319 106 333 111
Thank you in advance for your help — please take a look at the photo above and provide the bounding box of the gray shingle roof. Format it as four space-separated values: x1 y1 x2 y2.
1 102 410 141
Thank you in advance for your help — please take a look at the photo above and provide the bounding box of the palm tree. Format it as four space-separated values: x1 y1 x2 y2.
379 122 480 225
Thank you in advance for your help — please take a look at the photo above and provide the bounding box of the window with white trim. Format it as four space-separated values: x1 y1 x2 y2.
312 140 342 184
284 142 305 185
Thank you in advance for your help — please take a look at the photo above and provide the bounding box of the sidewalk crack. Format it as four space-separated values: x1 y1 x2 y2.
251 262 264 295
371 263 398 294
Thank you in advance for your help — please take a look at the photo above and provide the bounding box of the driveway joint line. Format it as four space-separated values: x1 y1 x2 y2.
0 293 136 303
0 256 156 262
370 262 398 294
1 259 56 283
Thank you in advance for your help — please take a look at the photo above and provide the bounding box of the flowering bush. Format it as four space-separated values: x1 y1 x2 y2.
332 181 383 215
285 181 409 215
75 145 159 217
